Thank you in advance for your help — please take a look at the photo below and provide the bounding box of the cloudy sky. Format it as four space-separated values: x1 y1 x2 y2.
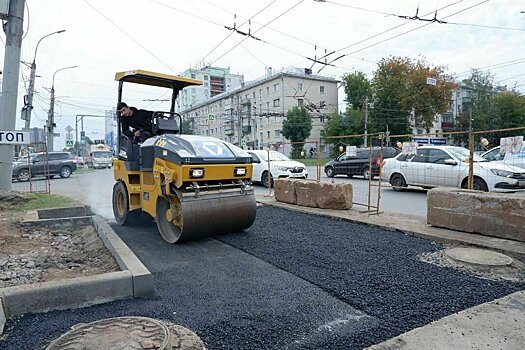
1 0 524 149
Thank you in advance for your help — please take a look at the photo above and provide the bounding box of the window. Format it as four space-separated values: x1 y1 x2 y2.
298 99 304 106
266 102 270 110
267 131 271 138
411 149 429 163
274 130 281 137
266 86 270 94
250 152 261 163
204 75 208 80
191 73 196 79
273 99 280 107
274 83 280 92
204 82 208 87
320 85 325 94
320 130 325 136
298 83 303 91
428 149 453 164
260 132 263 140
252 91 256 99
259 89 262 99
320 115 325 123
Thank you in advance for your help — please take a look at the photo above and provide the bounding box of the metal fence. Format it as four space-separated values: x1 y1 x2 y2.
270 126 525 215
11 142 50 194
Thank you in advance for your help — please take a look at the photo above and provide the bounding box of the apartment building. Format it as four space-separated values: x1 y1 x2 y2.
179 66 244 110
180 67 339 154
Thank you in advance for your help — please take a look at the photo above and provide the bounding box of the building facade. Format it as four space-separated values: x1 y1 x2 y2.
180 67 339 155
179 66 244 110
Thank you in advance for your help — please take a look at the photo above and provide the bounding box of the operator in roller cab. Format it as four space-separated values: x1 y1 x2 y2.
117 102 154 143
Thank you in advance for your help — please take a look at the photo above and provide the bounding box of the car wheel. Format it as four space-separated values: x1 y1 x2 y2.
462 177 488 192
362 167 373 180
18 169 30 182
390 173 407 191
325 166 335 178
59 166 71 178
262 171 273 188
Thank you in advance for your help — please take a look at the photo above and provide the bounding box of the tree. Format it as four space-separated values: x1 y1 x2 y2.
494 91 525 129
181 118 194 134
456 70 496 132
281 106 313 158
323 110 364 156
341 71 371 110
371 56 456 135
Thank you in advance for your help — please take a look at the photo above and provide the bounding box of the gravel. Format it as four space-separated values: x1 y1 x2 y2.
0 205 521 350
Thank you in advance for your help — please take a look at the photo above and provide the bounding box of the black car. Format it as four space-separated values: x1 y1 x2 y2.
324 147 398 180
12 152 77 182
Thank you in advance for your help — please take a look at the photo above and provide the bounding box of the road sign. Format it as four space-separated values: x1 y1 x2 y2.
208 114 215 121
0 131 30 145
426 77 437 86
65 125 74 133
241 138 246 146
65 140 74 148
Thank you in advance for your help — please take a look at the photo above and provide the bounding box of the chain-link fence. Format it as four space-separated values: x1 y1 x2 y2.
11 142 50 194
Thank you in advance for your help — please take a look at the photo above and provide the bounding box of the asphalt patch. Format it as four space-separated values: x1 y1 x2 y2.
0 206 521 350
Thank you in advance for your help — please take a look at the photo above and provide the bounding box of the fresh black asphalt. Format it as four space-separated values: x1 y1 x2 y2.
0 205 521 349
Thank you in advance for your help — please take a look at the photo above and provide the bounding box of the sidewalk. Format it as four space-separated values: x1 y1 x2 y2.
257 195 525 350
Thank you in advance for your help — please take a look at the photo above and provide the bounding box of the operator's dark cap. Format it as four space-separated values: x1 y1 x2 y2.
116 102 128 111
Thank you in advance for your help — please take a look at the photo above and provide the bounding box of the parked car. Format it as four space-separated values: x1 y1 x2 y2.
12 152 77 182
382 145 525 192
481 141 525 171
247 150 308 188
324 147 398 180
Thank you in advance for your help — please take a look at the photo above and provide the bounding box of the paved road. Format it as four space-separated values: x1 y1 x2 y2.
1 205 520 349
41 167 429 218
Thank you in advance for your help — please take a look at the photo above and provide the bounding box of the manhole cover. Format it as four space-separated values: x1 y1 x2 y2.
445 247 513 267
46 316 170 350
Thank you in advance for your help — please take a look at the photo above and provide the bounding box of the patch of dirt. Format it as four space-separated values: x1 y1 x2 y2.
419 245 525 284
0 193 120 289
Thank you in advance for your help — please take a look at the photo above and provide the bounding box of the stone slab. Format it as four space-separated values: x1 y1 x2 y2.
0 271 133 317
274 179 298 204
37 206 92 219
428 188 525 242
91 215 157 299
20 216 93 228
292 180 353 209
367 290 525 350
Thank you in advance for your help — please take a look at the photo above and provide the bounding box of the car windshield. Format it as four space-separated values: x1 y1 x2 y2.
447 147 487 162
93 151 112 158
260 151 290 162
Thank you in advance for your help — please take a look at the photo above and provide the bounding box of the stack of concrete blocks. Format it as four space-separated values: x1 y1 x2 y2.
274 179 353 210
427 188 525 242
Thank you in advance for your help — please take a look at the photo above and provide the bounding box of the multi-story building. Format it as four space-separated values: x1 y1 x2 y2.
180 66 339 155
179 66 244 110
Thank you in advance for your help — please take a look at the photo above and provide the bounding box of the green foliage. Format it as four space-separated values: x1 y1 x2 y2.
494 91 525 128
323 111 364 156
16 194 79 211
181 118 194 134
282 106 313 158
456 70 496 132
371 56 456 135
341 71 371 110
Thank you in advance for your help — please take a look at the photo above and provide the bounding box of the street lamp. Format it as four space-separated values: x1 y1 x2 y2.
46 65 77 152
24 30 66 131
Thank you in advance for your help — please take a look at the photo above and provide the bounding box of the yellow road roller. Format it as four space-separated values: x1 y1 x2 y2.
112 70 256 243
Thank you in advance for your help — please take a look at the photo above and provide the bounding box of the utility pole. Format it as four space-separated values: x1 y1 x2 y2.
0 0 25 191
24 30 65 131
364 96 369 147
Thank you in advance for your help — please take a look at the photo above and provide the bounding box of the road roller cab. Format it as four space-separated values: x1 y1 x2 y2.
112 70 257 243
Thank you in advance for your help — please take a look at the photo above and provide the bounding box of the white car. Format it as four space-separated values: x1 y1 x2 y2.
481 141 525 171
382 145 525 192
247 150 308 187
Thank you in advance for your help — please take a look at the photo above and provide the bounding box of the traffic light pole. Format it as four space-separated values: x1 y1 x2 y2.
0 0 25 191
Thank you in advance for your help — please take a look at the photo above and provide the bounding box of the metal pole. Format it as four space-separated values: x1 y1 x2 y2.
364 96 368 147
24 30 65 131
48 65 77 152
0 0 25 191
467 107 474 189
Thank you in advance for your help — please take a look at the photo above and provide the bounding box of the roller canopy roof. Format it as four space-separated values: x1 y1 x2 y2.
115 69 202 89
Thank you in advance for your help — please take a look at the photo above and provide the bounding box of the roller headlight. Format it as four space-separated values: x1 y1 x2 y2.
190 168 205 178
490 169 513 178
274 165 288 171
234 167 247 176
